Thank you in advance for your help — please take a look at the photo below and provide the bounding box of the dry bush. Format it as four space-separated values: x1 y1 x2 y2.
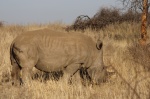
67 7 150 31
0 21 4 27
91 8 120 29
121 10 141 23
66 15 91 31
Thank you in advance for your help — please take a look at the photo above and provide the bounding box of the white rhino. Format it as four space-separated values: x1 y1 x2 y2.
10 29 106 85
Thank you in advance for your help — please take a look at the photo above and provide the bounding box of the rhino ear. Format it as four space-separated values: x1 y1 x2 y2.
96 40 103 50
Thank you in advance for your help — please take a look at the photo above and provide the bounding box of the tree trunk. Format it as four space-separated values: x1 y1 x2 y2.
140 0 148 45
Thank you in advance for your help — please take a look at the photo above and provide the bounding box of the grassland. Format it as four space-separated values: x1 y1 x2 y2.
0 22 150 99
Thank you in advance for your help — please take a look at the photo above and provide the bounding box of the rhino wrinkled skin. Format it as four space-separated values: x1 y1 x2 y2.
10 29 106 85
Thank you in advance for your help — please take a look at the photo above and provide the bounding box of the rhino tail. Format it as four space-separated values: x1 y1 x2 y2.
96 40 103 50
10 42 16 65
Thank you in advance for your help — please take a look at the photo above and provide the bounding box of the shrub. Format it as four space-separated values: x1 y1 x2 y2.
0 21 4 27
67 7 150 31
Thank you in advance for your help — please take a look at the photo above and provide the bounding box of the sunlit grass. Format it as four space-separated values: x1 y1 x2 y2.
0 22 150 99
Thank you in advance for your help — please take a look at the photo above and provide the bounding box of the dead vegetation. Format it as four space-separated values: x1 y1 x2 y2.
0 21 3 27
128 43 150 71
0 22 150 99
67 7 150 31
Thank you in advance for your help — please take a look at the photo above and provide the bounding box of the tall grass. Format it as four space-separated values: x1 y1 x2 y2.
0 22 150 99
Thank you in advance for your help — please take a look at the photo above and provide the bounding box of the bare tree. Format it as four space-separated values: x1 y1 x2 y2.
140 0 148 45
120 0 150 45
121 0 150 12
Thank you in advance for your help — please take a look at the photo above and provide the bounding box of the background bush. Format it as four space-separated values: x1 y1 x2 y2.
67 7 150 31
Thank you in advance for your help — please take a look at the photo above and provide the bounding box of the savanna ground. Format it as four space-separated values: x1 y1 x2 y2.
0 22 150 99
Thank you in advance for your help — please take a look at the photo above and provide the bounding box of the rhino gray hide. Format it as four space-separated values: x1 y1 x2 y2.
10 29 106 85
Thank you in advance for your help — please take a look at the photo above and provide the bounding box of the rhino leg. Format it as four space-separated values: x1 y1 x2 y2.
62 64 82 84
70 69 81 85
79 67 92 85
20 61 35 85
13 48 37 85
11 61 21 86
21 67 33 85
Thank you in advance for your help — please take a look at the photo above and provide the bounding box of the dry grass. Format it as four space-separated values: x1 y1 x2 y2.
0 22 150 99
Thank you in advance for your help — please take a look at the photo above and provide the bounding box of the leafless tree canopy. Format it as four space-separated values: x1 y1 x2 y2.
66 7 150 31
66 1 150 31
120 0 150 12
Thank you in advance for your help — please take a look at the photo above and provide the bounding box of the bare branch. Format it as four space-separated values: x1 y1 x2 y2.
119 0 150 12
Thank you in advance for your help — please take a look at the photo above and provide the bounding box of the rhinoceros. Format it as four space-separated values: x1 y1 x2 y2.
10 29 106 85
